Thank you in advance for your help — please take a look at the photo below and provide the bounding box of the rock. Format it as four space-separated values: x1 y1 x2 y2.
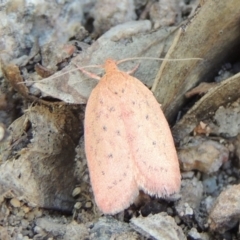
35 217 89 239
10 198 21 208
188 227 210 240
202 176 218 194
91 0 136 35
203 196 215 213
0 105 81 212
150 0 179 28
72 187 81 197
178 137 229 173
209 184 240 233
0 0 94 60
74 202 82 210
0 226 9 240
90 216 139 240
233 134 240 167
213 102 240 137
64 221 89 240
181 171 195 179
176 177 203 217
130 212 186 240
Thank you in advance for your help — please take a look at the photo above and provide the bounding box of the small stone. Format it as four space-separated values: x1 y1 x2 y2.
228 176 236 183
131 212 186 240
25 212 35 221
185 206 193 216
22 236 30 240
22 206 30 214
181 171 195 179
32 208 42 218
34 226 43 234
72 187 81 197
209 184 240 233
10 198 21 208
176 177 203 217
16 234 23 240
91 0 136 35
178 137 229 173
188 228 201 239
202 176 218 194
204 196 215 213
174 216 181 225
167 207 173 215
74 202 82 209
188 228 211 240
21 219 29 228
85 202 92 209
0 124 5 141
16 209 25 218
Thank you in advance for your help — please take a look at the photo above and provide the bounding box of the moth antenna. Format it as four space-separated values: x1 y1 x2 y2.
117 57 203 65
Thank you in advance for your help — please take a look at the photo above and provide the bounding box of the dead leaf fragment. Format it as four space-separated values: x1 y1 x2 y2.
35 63 54 78
193 121 211 136
0 105 81 211
1 62 29 97
185 82 218 98
152 0 240 121
173 72 240 143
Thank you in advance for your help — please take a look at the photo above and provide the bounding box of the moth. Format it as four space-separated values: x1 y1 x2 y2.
84 59 181 214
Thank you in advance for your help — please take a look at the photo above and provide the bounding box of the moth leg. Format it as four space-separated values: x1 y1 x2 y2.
78 67 101 80
126 63 140 75
72 62 101 80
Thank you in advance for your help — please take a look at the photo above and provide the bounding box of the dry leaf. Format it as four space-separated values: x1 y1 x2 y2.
32 22 177 104
0 105 81 211
185 82 218 98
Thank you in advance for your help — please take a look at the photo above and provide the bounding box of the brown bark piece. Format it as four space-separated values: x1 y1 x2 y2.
152 0 240 122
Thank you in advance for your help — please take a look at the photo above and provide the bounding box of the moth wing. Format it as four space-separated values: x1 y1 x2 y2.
122 76 181 197
84 79 138 214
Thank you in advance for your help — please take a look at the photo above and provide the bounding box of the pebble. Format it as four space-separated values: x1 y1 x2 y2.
176 177 203 217
85 202 92 209
25 212 35 221
203 196 215 213
33 226 43 234
131 212 186 240
22 206 30 214
202 175 218 194
90 216 138 239
16 234 23 240
74 202 82 209
174 216 181 225
21 219 29 228
188 228 201 239
91 0 136 35
227 176 236 183
209 184 240 233
184 205 193 216
22 237 30 240
10 198 21 208
178 137 229 173
214 103 240 137
181 171 195 179
188 228 211 240
72 187 81 197
16 209 25 218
